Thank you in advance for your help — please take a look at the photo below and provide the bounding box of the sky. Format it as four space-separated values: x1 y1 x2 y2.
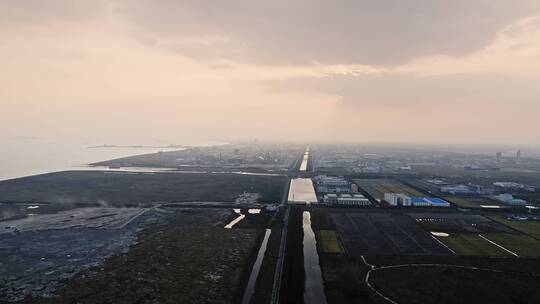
2 0 540 145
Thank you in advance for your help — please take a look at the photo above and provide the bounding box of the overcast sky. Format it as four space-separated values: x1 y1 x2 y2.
2 0 540 145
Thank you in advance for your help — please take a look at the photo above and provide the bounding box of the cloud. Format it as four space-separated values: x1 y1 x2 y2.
0 0 108 27
1 1 540 145
117 0 540 65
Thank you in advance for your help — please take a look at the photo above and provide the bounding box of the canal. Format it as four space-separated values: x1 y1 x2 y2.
299 146 310 172
242 229 272 304
288 178 317 205
302 211 327 304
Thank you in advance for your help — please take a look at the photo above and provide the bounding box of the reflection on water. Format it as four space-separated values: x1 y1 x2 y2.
288 179 317 204
224 209 245 229
302 211 327 304
242 228 271 304
248 209 261 214
431 231 450 237
299 146 310 172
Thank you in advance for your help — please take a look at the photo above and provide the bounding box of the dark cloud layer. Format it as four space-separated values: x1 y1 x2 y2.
1 1 539 65
119 0 540 65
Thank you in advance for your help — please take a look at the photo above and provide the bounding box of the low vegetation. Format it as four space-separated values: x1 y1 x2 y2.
0 171 287 205
436 233 510 256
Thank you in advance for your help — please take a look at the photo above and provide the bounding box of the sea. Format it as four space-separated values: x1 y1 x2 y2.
0 137 221 181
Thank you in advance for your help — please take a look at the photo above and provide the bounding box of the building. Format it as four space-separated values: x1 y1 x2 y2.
384 193 450 207
316 185 351 193
323 193 371 206
337 194 371 206
314 175 351 194
411 197 450 207
313 175 349 186
351 183 359 193
323 194 338 204
440 184 475 195
493 182 535 192
493 194 527 206
440 184 493 195
384 193 412 206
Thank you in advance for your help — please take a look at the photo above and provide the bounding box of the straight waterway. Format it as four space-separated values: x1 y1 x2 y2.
242 228 272 304
302 211 327 304
288 178 318 204
299 146 310 172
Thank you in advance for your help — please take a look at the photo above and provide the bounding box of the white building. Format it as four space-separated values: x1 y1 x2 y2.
384 193 412 206
323 194 338 204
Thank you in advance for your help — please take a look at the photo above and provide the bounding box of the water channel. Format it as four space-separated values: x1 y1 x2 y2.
302 211 327 304
242 228 272 304
299 146 310 172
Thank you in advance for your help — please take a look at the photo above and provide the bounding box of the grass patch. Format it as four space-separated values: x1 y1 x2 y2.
319 230 342 253
488 216 540 240
370 265 540 304
437 234 510 256
0 171 287 205
482 233 540 257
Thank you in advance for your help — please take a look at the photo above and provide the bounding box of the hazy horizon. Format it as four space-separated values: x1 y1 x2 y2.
2 1 540 144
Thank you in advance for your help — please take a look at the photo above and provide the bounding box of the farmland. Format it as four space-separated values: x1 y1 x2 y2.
369 264 540 304
317 230 342 254
409 213 514 233
331 213 451 255
481 233 540 257
443 196 504 208
353 179 424 200
489 215 540 239
435 233 510 256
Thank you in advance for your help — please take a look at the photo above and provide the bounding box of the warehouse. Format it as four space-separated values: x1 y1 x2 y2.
323 193 371 206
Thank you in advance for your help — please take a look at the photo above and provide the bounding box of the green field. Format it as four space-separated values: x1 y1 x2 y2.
319 230 342 253
436 234 510 256
488 216 540 240
482 233 540 257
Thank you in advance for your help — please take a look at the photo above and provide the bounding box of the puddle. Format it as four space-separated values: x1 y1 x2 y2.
431 232 450 237
224 209 245 229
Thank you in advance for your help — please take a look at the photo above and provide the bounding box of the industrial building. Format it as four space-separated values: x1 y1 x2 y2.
493 182 536 192
384 193 412 206
313 175 353 194
411 197 450 207
384 193 450 207
440 184 475 195
323 193 371 206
